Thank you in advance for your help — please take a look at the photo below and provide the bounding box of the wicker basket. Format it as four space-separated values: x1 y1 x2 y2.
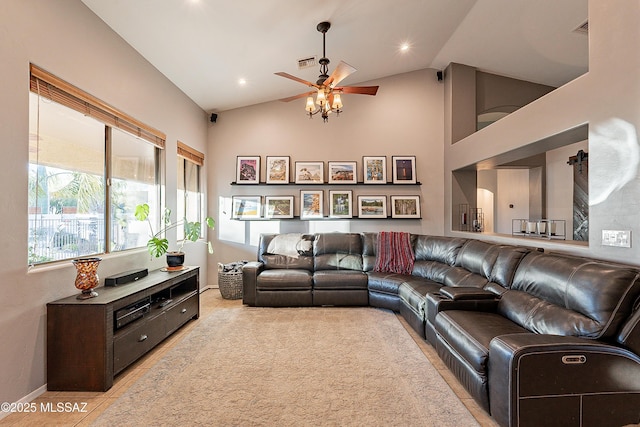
218 269 243 300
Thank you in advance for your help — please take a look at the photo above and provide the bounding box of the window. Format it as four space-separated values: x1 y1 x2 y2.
110 128 160 252
177 142 204 241
28 93 106 263
28 64 165 265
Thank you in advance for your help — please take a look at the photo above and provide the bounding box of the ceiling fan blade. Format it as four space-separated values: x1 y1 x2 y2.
324 61 357 88
274 72 319 88
335 86 379 96
327 92 334 106
279 91 314 102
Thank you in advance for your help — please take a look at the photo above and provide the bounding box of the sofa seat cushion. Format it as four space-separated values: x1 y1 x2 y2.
367 272 409 295
313 270 368 290
435 310 527 373
256 269 312 291
398 278 442 319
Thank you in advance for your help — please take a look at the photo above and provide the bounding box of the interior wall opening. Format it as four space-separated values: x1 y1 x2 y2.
452 124 589 245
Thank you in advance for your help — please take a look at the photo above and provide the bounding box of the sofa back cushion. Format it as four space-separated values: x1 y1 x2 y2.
362 232 378 272
314 233 363 271
499 251 640 339
414 235 466 265
258 233 315 271
442 241 530 289
443 240 498 288
490 246 531 288
409 235 465 281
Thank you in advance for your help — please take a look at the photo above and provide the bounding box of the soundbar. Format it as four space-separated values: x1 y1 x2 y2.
105 268 148 286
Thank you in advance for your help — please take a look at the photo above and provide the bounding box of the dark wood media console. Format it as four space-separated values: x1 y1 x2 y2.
47 266 199 391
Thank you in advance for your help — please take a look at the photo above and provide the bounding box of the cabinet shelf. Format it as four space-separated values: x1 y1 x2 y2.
232 215 421 221
47 267 200 391
231 180 422 221
230 181 422 186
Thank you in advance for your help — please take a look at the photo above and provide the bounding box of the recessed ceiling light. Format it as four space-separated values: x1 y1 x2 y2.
238 78 247 86
399 42 411 52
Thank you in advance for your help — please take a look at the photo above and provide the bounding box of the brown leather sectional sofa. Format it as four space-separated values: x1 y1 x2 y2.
242 232 640 427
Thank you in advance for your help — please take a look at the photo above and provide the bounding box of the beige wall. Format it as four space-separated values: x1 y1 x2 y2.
206 69 446 285
445 0 640 265
0 0 208 404
476 71 555 118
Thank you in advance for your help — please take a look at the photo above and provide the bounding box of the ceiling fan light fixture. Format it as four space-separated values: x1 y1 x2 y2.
275 20 378 122
305 96 315 113
315 88 326 106
332 93 343 110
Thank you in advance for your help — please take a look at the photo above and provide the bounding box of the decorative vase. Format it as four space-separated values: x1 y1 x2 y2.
166 252 185 271
73 257 101 300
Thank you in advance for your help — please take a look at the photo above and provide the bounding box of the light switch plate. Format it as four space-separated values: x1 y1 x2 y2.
602 230 631 248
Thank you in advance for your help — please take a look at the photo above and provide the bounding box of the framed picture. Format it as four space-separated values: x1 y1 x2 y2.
357 195 387 218
236 156 260 184
264 196 294 219
329 190 353 218
231 195 261 219
328 161 357 184
363 156 387 184
300 190 323 219
391 195 421 218
265 156 290 184
392 156 416 184
294 161 324 184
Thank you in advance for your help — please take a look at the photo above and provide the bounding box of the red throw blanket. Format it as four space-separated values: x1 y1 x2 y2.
374 231 415 275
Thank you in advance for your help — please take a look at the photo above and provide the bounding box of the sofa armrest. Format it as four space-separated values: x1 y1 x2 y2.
438 286 497 300
425 291 499 326
489 333 640 427
242 261 263 306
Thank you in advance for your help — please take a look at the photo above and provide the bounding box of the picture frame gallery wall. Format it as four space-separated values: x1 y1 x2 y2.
230 155 420 220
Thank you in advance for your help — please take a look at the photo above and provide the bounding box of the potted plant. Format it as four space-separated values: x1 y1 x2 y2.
135 203 215 270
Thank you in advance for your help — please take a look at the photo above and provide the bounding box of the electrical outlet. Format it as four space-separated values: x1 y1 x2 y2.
602 230 631 248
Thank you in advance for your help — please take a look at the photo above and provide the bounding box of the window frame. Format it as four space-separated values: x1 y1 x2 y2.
177 141 204 241
28 64 165 266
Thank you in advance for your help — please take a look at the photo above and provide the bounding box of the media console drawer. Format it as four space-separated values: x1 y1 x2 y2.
113 312 166 374
47 267 200 391
165 293 199 334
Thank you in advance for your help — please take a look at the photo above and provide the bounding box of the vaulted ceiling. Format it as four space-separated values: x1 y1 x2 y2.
81 0 588 113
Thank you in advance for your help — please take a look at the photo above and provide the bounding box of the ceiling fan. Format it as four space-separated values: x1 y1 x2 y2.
275 21 379 122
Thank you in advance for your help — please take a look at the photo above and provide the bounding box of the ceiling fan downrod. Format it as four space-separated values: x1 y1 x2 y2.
316 21 331 85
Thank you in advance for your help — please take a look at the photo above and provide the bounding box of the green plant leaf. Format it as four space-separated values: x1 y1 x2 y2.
134 203 150 221
147 236 169 258
136 204 215 256
184 221 202 242
162 207 172 227
205 217 215 229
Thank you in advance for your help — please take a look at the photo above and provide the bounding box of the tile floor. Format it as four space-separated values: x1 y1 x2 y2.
0 288 496 426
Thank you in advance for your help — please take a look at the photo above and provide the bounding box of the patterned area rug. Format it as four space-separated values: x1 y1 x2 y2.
93 306 479 426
